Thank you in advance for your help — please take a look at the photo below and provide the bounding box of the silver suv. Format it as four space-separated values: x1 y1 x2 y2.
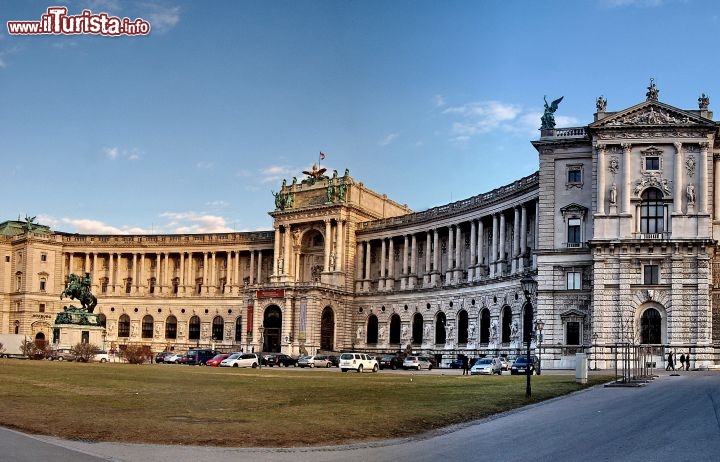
402 355 433 370
339 352 379 373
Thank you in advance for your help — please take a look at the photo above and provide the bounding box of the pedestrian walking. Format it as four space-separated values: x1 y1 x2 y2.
666 352 674 371
462 356 469 375
686 352 691 371
679 353 685 371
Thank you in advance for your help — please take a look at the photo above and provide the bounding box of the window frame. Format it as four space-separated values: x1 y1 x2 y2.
567 271 582 290
644 264 660 285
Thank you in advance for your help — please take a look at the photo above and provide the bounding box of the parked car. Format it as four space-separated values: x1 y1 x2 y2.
510 355 540 375
298 354 332 368
49 348 76 361
339 352 379 373
328 355 340 367
205 353 231 367
185 348 219 366
402 355 433 371
154 351 173 364
164 353 182 364
178 354 189 365
470 357 503 375
92 350 110 363
220 353 261 368
378 355 403 370
266 353 298 367
499 356 510 371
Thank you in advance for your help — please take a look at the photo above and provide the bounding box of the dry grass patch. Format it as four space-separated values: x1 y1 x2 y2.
0 360 611 447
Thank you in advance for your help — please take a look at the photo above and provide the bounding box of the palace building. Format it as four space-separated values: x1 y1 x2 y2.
2 83 719 369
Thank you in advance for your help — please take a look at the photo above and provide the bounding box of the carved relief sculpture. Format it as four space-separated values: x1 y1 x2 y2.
687 184 696 205
685 155 696 177
608 156 619 175
609 183 617 205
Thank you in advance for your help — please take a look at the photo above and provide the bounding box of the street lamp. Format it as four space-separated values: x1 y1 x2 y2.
258 325 265 369
520 274 537 398
535 319 544 376
592 332 599 370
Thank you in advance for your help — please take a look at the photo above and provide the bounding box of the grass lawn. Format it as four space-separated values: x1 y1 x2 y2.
0 360 611 447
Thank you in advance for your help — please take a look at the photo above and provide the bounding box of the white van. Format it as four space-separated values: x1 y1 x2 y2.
339 352 378 373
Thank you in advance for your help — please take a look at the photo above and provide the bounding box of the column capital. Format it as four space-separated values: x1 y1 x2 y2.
673 141 683 152
621 143 632 152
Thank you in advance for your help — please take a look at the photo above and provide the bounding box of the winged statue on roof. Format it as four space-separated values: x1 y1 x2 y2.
540 95 564 130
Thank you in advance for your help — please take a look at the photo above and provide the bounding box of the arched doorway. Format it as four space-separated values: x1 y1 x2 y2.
320 307 334 351
458 310 469 344
501 306 512 343
640 307 662 344
34 332 46 351
263 305 282 353
435 312 447 344
480 309 490 344
366 315 379 344
412 313 423 344
389 314 401 344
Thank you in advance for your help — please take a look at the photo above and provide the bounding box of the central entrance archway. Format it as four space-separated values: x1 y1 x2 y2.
263 305 282 353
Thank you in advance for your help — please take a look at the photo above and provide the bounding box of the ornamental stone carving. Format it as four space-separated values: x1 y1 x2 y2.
685 155 696 177
634 173 671 196
608 156 620 174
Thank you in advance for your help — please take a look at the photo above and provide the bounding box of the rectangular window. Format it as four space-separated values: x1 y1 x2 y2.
568 218 581 245
39 303 45 313
644 264 659 284
566 321 580 345
568 168 582 184
567 271 581 290
645 157 660 170
41 253 47 262
39 279 46 291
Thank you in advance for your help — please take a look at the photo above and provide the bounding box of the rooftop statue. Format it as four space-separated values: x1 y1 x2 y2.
646 78 659 101
541 95 564 129
301 164 328 185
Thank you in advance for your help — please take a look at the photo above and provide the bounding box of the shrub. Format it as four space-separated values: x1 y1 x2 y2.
121 345 150 364
71 343 101 362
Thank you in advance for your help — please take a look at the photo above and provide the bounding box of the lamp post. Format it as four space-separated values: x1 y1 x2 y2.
258 325 265 369
592 332 599 371
520 274 537 398
535 319 544 376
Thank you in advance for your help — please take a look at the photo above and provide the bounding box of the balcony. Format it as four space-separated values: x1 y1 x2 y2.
540 126 587 139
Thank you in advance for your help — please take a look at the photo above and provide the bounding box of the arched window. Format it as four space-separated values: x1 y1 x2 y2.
235 316 242 342
458 310 469 344
640 188 665 234
118 314 130 338
366 315 379 344
412 313 424 344
188 316 200 340
165 315 177 339
389 314 401 344
640 308 662 344
480 309 490 344
141 315 153 338
212 316 224 341
435 312 447 344
501 306 512 343
320 307 334 351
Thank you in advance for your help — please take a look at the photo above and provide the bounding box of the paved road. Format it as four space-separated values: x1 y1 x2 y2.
4 371 720 462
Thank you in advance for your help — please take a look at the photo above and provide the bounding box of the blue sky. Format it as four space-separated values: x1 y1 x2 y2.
2 0 719 234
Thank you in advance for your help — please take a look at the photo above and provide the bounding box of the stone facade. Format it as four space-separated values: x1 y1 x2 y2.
2 84 719 369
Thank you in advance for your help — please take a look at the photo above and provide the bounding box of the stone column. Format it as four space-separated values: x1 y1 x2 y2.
596 143 606 214
324 219 332 272
388 238 395 290
674 142 683 214
356 242 364 280
455 225 462 278
202 252 208 293
84 252 90 274
513 207 520 273
520 205 528 271
256 250 262 283
402 235 409 277
108 253 115 293
249 250 255 285
284 226 292 277
469 220 477 280
132 253 138 293
446 226 454 282
432 229 440 285
700 142 709 214
179 252 185 290
335 220 343 271
273 225 281 276
380 238 387 283
410 234 418 288
622 144 632 214
477 220 484 272
364 241 372 280
714 154 720 220
491 214 498 275
211 252 217 294
424 231 431 283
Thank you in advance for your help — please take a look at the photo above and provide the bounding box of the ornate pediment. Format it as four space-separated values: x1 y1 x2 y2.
560 203 589 217
589 101 712 129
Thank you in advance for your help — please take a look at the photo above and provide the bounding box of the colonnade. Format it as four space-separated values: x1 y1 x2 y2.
271 219 346 281
355 200 538 292
63 248 270 296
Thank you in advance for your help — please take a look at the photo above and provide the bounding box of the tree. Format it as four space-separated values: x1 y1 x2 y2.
71 343 101 362
121 344 150 364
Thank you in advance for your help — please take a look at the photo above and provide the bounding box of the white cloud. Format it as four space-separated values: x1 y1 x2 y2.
159 211 233 233
379 133 399 146
433 95 446 107
0 57 6 69
196 161 214 169
142 4 181 33
206 200 229 209
60 218 151 235
103 146 142 160
259 164 294 183
600 0 665 6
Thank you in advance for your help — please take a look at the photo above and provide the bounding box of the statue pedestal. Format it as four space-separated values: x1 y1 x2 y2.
609 205 618 215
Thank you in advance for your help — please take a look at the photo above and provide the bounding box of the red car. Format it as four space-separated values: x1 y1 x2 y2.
205 353 231 367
